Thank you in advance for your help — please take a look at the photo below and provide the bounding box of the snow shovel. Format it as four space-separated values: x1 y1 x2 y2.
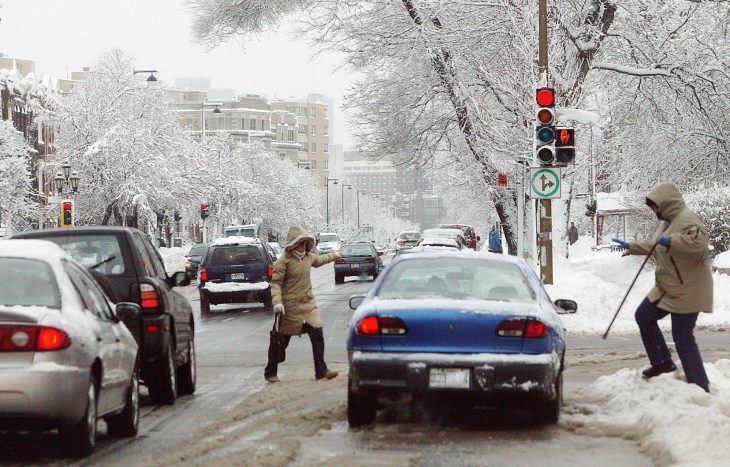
601 242 658 340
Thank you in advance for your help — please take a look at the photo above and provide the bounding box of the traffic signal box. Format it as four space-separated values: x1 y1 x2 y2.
200 203 209 220
60 200 74 228
535 88 575 166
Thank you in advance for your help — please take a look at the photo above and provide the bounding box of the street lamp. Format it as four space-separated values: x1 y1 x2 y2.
355 189 365 232
341 183 352 227
133 69 158 82
54 160 80 195
201 100 223 142
325 177 339 230
297 161 311 170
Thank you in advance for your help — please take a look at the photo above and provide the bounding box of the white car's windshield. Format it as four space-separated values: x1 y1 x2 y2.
319 234 339 242
376 257 536 302
0 258 60 308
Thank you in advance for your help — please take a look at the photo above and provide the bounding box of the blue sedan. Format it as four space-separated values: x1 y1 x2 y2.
345 251 577 427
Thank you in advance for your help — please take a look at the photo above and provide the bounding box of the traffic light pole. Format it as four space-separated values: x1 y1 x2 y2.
538 0 554 284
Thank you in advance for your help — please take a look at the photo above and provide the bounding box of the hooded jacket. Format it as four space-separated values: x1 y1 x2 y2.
270 226 339 335
628 183 713 313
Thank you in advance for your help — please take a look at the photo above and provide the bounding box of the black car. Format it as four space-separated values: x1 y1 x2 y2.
13 227 195 405
197 237 275 313
334 243 383 284
185 243 208 279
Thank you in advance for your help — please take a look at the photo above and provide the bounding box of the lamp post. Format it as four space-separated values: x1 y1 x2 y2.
341 183 352 227
133 69 158 82
325 177 339 230
201 100 222 142
297 161 311 170
53 160 80 195
355 189 365 232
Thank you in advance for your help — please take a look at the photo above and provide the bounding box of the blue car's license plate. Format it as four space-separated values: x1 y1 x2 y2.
429 368 470 389
230 273 246 280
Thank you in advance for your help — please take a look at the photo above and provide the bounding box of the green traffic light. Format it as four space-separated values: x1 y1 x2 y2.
537 127 554 144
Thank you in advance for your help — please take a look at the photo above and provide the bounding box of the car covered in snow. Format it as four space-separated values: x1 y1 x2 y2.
345 251 577 427
197 237 275 313
315 232 342 255
0 240 140 455
712 248 730 274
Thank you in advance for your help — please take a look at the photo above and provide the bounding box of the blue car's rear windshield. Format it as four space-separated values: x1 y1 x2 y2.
208 246 263 265
376 257 536 303
0 258 60 308
342 245 373 256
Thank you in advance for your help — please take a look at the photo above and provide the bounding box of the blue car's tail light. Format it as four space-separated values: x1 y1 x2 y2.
496 318 549 338
357 316 408 336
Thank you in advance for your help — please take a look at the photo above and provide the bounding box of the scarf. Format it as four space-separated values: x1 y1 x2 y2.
292 250 306 261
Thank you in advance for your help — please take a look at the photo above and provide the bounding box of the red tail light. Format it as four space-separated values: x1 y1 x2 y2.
335 258 345 264
356 316 407 336
496 318 549 338
0 325 70 352
140 283 159 309
267 264 274 278
364 257 375 263
37 327 72 351
200 268 208 283
396 239 405 245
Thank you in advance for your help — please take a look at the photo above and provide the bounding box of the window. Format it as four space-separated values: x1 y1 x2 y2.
133 233 157 277
64 261 114 320
324 107 328 119
324 160 329 170
287 130 295 142
324 126 328 136
311 142 317 152
250 119 257 130
208 246 263 265
298 125 307 135
262 119 267 131
38 234 128 275
297 107 307 116
311 125 316 136
310 160 317 169
324 143 329 153
301 142 308 152
0 258 60 308
310 108 316 117
142 236 168 281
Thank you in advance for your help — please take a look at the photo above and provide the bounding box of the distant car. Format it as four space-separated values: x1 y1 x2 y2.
316 232 342 255
223 224 257 238
419 237 462 250
184 243 208 279
335 243 383 284
395 245 461 256
345 251 577 428
395 230 421 252
13 226 195 406
439 224 479 250
0 240 141 455
197 237 275 313
420 228 467 249
350 234 375 244
268 242 284 260
713 249 730 274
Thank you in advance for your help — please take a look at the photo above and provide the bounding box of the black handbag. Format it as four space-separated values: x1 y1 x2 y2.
268 312 286 363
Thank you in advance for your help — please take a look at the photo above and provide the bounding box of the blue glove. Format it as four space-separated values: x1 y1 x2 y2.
657 236 671 248
612 238 630 250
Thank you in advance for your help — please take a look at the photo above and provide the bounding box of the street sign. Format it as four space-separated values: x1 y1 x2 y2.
497 172 508 188
530 167 561 199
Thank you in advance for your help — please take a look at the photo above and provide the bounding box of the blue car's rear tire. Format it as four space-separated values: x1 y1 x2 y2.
535 370 562 424
347 377 376 427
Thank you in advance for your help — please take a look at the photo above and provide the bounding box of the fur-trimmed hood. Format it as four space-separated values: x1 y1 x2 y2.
284 225 316 252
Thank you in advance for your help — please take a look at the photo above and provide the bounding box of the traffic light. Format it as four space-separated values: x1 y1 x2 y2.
554 127 576 165
200 203 209 220
497 172 508 188
535 87 556 165
60 199 74 228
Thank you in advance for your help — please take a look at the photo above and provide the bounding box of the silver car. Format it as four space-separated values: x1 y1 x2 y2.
0 240 140 455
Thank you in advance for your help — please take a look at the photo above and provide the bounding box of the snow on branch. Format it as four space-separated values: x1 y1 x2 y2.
592 62 672 77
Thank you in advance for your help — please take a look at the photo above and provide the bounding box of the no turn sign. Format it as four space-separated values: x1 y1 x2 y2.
530 167 561 199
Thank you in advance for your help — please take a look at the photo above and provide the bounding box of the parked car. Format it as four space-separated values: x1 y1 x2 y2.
267 242 284 260
316 232 342 254
184 243 208 279
395 230 421 252
197 237 275 313
420 228 468 249
0 240 140 455
439 223 480 250
345 251 577 427
223 224 257 238
394 245 461 256
335 243 383 284
13 227 195 406
419 237 462 250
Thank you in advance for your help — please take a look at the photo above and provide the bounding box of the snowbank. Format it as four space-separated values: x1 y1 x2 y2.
545 236 730 336
158 246 188 274
563 360 730 466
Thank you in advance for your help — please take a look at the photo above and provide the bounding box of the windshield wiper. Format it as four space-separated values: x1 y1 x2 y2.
90 255 116 270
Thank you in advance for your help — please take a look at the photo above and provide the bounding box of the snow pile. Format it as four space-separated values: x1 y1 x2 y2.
203 282 270 292
563 360 730 466
159 246 188 274
545 236 730 335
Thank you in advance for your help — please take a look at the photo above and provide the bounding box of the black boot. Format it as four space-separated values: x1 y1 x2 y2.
641 360 677 380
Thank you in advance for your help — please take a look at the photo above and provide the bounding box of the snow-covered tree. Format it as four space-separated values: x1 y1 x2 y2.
0 120 37 234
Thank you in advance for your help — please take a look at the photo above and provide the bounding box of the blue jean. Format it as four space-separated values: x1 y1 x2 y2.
635 298 709 388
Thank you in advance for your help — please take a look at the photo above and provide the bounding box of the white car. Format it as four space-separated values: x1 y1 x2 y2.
420 228 467 249
420 237 462 249
0 240 140 455
316 232 342 254
267 242 284 260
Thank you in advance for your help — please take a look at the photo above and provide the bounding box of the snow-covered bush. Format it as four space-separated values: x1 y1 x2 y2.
686 188 730 253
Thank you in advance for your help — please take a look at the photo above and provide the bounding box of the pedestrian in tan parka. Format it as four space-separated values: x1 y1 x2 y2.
264 225 340 383
612 182 711 392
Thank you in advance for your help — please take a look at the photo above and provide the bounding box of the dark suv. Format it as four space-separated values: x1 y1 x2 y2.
185 243 208 279
197 237 275 313
13 227 195 405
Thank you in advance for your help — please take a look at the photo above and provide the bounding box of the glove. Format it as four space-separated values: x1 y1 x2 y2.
273 304 285 315
611 238 630 250
657 236 671 248
334 252 342 259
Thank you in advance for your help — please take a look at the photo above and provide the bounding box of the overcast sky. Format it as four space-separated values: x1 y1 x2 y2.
0 0 356 148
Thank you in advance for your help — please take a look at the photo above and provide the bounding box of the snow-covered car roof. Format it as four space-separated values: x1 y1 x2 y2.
210 236 262 247
421 228 465 239
714 250 730 269
0 239 69 261
420 237 459 247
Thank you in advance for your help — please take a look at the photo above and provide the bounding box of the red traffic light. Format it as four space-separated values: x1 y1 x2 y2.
63 202 72 210
200 203 207 210
536 88 555 107
497 173 508 187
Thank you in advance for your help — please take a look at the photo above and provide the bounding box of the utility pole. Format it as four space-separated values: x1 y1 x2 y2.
538 0 553 284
